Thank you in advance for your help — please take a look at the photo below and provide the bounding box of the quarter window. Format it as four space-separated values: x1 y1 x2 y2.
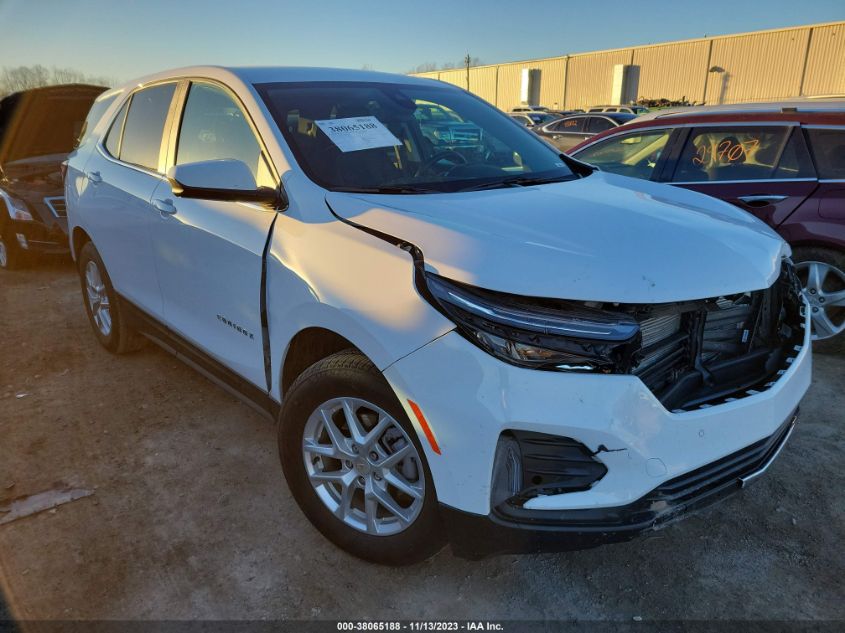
119 83 177 171
177 83 274 187
773 129 815 179
587 117 615 133
575 129 673 180
76 94 117 149
806 128 845 180
104 100 129 158
672 126 799 183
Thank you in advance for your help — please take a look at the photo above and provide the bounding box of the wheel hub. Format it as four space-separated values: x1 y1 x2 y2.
84 260 112 336
302 397 425 536
795 260 845 340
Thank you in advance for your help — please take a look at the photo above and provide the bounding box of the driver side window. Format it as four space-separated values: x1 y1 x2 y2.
177 83 275 188
576 129 672 180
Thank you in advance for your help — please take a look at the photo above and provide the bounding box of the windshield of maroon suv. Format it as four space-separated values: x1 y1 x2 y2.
256 81 576 193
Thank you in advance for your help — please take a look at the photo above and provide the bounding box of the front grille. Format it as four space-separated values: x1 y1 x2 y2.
701 297 756 362
640 313 682 347
44 196 67 218
628 261 804 411
633 311 689 393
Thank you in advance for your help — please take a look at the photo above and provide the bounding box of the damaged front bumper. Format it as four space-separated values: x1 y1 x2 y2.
384 299 811 559
440 410 797 559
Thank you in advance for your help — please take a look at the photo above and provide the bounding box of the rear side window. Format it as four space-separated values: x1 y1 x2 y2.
587 117 615 133
119 83 177 171
176 82 274 187
575 129 673 180
807 128 845 179
553 117 584 132
672 126 801 182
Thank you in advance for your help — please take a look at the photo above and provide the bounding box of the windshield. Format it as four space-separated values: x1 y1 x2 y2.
256 81 575 193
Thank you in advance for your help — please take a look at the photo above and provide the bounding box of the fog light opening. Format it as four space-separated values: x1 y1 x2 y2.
491 435 522 507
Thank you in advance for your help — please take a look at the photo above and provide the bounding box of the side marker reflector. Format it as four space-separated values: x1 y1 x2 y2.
407 399 441 455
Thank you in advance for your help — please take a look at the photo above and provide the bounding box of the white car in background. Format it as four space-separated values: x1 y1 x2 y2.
65 66 811 564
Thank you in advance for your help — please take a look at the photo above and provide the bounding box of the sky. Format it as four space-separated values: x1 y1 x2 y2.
1 0 843 85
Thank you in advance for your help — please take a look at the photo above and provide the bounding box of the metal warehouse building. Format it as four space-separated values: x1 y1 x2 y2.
412 21 845 111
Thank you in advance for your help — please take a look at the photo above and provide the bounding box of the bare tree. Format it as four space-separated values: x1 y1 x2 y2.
407 62 438 74
407 58 484 75
0 65 114 98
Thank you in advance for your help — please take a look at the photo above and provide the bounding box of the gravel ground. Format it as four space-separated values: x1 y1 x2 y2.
1 259 843 622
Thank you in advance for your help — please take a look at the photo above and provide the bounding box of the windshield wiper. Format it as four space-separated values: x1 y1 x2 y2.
458 174 577 192
331 185 438 195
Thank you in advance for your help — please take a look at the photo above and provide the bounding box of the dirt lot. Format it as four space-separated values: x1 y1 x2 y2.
1 259 844 622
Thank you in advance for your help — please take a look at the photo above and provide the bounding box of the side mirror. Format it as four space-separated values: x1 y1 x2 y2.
167 159 280 205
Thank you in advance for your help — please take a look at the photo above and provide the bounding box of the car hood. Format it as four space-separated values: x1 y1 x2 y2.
325 172 788 304
0 84 106 167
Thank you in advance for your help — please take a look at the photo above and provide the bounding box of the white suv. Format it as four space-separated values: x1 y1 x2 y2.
66 66 811 564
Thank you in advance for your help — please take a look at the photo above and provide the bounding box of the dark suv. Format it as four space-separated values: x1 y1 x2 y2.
0 84 106 269
569 106 845 349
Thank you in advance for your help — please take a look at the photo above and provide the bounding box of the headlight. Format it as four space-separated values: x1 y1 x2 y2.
425 273 639 371
0 190 34 222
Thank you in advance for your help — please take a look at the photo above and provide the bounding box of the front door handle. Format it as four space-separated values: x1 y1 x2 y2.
737 194 788 207
87 171 102 184
153 198 177 215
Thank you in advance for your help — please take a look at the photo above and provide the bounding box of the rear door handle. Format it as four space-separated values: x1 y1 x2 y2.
738 195 788 207
153 198 177 215
87 171 102 184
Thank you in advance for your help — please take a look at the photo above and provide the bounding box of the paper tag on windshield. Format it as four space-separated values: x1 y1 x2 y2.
315 116 401 153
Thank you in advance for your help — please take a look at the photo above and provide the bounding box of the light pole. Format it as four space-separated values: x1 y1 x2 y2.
465 54 471 91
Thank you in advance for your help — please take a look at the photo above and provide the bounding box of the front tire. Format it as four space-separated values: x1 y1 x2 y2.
77 241 145 354
0 230 25 270
279 350 445 565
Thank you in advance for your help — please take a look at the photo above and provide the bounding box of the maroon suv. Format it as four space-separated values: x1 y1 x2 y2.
569 106 845 350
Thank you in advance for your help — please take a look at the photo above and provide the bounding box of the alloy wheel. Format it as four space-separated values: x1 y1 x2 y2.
0 237 7 268
302 397 425 536
85 260 112 336
795 260 845 340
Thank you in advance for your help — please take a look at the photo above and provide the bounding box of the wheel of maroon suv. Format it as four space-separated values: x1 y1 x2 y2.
792 247 845 355
77 241 145 354
278 349 445 566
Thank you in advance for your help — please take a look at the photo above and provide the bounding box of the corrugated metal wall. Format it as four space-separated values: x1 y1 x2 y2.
468 65 498 104
704 27 811 103
413 21 845 110
802 23 845 96
494 63 524 111
565 49 632 109
632 39 711 103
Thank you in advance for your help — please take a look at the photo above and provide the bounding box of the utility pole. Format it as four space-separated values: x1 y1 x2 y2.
465 54 471 90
